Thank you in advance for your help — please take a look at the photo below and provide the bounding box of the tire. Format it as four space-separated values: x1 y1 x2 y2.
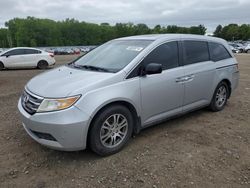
209 81 229 112
89 105 134 156
37 60 48 69
0 62 4 70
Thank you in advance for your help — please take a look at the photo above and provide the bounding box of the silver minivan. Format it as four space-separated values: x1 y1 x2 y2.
18 34 239 156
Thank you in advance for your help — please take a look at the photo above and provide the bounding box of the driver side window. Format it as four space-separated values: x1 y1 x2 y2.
127 41 179 78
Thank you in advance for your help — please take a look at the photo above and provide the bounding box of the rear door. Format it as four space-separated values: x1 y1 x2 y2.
23 49 41 67
181 40 216 112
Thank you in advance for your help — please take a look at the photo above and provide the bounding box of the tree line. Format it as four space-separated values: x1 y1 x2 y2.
0 17 249 48
214 24 250 41
0 17 206 48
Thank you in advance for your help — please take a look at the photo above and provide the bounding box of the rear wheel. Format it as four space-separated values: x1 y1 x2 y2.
89 105 133 156
37 60 48 69
0 62 4 70
209 82 229 112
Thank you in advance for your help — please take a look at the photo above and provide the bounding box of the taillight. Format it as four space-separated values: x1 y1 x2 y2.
49 53 54 57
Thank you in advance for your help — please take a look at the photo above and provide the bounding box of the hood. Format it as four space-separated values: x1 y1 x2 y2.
26 65 115 98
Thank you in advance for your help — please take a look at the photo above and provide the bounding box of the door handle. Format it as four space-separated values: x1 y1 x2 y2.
176 75 195 83
186 74 195 81
175 78 183 83
176 77 188 83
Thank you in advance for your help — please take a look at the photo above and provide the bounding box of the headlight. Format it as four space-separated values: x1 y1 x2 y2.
37 95 81 112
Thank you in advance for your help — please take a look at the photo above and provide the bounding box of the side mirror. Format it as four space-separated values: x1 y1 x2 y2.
142 63 162 76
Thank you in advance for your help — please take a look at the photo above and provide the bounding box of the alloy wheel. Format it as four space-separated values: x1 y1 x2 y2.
100 114 128 148
215 85 227 108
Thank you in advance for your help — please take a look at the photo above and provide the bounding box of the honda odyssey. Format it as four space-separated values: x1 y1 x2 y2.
18 34 239 156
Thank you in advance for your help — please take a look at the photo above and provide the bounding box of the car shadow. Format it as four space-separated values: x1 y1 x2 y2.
140 108 209 134
37 107 211 163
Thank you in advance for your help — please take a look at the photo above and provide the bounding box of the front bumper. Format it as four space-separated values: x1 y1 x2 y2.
18 99 90 151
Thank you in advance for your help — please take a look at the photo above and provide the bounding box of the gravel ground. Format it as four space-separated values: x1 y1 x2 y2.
0 54 250 188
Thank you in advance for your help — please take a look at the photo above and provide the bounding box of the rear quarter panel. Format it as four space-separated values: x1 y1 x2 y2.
213 57 239 96
40 53 55 65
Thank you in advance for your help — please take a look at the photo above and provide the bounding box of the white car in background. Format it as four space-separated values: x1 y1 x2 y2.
229 45 240 53
0 47 55 70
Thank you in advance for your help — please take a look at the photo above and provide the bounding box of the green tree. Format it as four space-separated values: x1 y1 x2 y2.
0 28 9 47
0 16 212 47
214 25 223 37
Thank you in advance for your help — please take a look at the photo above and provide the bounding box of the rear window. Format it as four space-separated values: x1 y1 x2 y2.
209 42 232 62
183 41 209 65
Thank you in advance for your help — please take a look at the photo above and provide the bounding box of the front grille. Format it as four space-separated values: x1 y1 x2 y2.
21 90 43 115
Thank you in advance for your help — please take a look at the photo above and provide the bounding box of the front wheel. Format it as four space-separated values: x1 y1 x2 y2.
0 62 4 70
209 82 229 112
89 105 134 156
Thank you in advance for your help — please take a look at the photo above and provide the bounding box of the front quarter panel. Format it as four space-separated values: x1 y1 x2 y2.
75 77 141 123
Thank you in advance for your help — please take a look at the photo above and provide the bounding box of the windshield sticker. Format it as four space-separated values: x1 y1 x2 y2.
126 46 144 52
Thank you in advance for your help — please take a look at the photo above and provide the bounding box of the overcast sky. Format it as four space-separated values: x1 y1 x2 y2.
0 0 250 32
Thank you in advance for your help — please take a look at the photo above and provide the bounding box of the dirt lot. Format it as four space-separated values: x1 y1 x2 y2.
0 54 250 188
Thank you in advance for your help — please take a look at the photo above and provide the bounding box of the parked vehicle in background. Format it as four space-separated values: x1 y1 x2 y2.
229 45 240 53
80 47 90 53
0 48 3 53
228 43 244 53
18 34 239 156
244 44 250 53
53 48 76 55
39 46 95 55
72 48 81 55
66 48 74 55
0 47 55 70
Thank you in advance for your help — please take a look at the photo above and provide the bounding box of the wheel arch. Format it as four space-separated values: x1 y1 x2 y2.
37 59 49 69
0 61 4 68
38 59 48 64
220 79 232 98
86 100 141 147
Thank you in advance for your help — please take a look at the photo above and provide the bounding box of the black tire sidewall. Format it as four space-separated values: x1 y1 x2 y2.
37 61 48 69
210 82 229 112
0 62 4 70
89 105 133 156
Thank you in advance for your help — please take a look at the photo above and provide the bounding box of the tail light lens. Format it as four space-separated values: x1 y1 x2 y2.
49 53 54 57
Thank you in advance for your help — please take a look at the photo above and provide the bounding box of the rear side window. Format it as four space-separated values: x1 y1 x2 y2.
143 41 179 70
183 41 209 65
209 42 232 62
24 49 41 54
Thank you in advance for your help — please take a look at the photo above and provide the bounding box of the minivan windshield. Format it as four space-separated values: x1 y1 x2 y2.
72 40 152 73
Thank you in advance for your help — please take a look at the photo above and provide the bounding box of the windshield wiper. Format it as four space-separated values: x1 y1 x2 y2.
73 64 114 73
